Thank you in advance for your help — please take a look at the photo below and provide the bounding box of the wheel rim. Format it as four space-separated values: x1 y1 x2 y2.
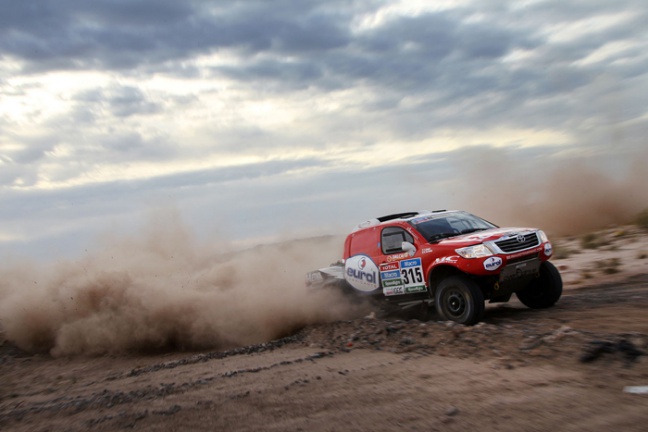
445 289 466 317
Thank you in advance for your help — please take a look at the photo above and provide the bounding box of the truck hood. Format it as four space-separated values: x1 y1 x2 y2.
434 227 538 247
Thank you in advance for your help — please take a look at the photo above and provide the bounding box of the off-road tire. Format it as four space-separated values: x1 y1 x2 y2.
516 261 563 309
435 276 485 325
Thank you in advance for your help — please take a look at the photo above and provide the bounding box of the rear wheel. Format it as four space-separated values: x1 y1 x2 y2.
516 261 562 309
435 276 485 325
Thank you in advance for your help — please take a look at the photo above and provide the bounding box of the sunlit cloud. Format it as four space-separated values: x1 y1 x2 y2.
0 0 646 259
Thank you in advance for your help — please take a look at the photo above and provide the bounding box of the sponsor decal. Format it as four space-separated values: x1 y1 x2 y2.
544 242 553 256
383 285 427 296
405 285 426 293
507 246 543 260
484 256 503 271
384 286 405 296
380 262 399 272
383 279 403 288
386 252 411 262
344 255 380 292
382 257 427 296
422 247 433 254
381 261 403 290
381 270 400 280
433 256 458 265
400 258 421 269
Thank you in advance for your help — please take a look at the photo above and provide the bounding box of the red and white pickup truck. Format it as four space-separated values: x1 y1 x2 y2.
307 210 562 325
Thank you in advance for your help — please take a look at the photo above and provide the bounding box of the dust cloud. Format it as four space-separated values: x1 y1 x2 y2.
1 147 645 357
451 146 648 236
0 213 355 356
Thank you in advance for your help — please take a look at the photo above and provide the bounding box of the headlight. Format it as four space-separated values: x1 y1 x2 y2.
455 244 494 259
538 230 549 243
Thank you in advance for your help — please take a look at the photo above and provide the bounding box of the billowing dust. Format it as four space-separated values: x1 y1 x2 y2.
1 147 646 357
0 216 356 356
452 146 648 236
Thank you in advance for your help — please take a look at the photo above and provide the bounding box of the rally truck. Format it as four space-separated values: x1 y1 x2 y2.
307 210 562 325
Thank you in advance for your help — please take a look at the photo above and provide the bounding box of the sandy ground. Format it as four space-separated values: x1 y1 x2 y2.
1 228 648 431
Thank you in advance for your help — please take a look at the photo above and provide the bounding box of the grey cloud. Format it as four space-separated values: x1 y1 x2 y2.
0 163 23 186
0 131 58 167
3 0 644 139
516 0 646 22
68 85 162 122
11 140 56 165
1 0 355 72
213 11 522 92
357 12 467 59
0 132 177 189
0 80 200 189
96 132 176 161
217 59 323 89
0 157 333 221
0 164 39 188
106 86 161 118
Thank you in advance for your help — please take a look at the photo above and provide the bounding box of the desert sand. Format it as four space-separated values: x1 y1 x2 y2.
1 227 647 431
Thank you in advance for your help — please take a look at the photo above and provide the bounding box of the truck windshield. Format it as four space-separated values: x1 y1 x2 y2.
409 212 497 243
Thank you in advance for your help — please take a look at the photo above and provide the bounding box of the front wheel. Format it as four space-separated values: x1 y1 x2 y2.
435 276 485 325
516 261 563 309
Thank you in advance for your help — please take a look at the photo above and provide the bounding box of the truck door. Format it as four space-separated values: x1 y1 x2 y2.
378 227 427 297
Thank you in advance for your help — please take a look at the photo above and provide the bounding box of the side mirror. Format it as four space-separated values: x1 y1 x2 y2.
402 241 416 256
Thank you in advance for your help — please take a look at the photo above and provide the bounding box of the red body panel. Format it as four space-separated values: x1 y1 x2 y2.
342 214 553 298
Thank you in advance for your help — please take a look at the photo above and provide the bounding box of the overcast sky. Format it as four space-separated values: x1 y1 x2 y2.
1 0 647 260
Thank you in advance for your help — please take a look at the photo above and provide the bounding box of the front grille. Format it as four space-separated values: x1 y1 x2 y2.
495 233 540 253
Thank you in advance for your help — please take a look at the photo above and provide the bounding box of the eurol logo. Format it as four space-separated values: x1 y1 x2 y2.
344 255 380 292
544 243 553 256
347 266 376 283
359 257 367 270
483 256 503 271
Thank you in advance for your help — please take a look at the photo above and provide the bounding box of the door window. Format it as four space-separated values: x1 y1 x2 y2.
381 227 414 255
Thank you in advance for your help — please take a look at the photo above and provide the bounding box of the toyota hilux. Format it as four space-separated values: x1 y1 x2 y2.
307 210 562 325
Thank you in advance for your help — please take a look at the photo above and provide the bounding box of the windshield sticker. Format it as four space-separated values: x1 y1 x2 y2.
380 258 426 296
410 215 437 225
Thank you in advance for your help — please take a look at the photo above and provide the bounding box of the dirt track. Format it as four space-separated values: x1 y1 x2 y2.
2 271 648 431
